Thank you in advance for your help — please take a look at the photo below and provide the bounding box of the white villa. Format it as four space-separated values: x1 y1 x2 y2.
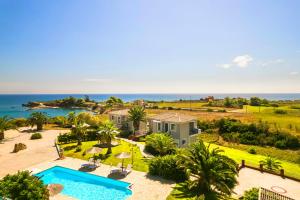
149 113 201 147
108 109 147 133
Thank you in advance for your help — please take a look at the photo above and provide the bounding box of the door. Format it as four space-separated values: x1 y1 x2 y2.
164 123 169 132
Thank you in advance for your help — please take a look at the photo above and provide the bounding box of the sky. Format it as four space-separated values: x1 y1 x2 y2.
0 0 300 94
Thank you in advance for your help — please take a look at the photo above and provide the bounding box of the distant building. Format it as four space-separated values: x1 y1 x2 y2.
149 113 201 147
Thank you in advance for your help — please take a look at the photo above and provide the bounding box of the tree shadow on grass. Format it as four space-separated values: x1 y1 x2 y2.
63 145 77 151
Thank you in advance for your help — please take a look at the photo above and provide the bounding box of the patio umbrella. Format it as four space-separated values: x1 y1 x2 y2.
47 184 64 196
86 147 102 164
86 147 102 154
115 152 131 170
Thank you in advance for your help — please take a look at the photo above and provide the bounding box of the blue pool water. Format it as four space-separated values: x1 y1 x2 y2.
35 166 132 200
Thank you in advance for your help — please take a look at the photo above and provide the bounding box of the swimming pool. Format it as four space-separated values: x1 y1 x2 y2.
35 166 132 200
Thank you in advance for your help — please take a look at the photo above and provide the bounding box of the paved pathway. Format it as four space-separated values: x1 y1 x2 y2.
234 167 300 199
0 128 68 178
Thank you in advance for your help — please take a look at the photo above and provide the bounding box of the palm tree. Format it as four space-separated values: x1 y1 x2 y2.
259 156 282 171
27 112 48 131
128 106 146 135
178 140 238 199
145 133 175 156
67 111 76 126
71 119 87 146
98 121 119 154
0 116 13 140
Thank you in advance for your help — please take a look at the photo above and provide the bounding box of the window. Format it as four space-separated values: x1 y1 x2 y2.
118 117 121 123
182 139 186 145
111 115 114 120
157 123 161 131
170 124 176 131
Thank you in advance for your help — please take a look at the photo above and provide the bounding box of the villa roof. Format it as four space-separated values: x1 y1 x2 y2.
149 113 196 123
108 109 129 116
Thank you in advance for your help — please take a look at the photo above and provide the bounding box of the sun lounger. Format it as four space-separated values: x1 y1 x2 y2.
81 158 96 169
110 163 122 174
121 164 132 176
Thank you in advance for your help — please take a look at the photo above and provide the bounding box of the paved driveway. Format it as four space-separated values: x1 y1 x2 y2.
0 128 68 178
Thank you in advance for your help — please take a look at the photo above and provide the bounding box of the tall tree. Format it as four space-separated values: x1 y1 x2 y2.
98 121 119 154
0 116 13 140
128 106 146 135
71 119 88 146
27 112 48 131
178 140 238 200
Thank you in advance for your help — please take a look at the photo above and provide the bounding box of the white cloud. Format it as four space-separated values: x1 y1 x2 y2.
290 72 299 76
232 55 253 68
82 78 112 83
260 59 284 67
220 64 232 69
220 54 253 69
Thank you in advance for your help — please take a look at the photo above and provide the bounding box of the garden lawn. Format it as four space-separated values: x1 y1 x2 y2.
60 140 148 172
207 143 300 180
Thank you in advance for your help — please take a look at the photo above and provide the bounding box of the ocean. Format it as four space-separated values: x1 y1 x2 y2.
0 94 299 118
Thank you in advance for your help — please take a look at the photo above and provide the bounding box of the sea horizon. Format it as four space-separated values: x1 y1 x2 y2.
0 93 299 118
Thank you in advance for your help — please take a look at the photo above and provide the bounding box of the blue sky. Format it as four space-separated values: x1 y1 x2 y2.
0 0 299 94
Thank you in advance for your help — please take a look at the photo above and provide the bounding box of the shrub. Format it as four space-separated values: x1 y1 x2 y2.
274 140 287 149
248 147 257 154
10 118 27 127
242 188 259 200
148 155 187 182
57 132 77 144
118 130 132 138
206 108 213 112
274 109 287 114
75 146 82 152
0 171 49 199
30 133 42 140
145 133 176 156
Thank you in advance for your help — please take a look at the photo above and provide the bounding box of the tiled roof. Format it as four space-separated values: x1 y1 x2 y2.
108 109 129 116
149 113 196 123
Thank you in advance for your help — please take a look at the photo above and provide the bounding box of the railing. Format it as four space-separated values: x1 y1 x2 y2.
259 187 295 200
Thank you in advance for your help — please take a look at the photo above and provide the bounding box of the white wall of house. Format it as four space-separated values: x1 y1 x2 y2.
149 119 200 147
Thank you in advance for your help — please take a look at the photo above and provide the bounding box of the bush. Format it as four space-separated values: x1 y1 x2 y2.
248 147 257 154
118 130 133 138
57 132 77 144
10 118 27 127
30 133 42 140
242 188 259 200
274 109 287 114
148 155 187 182
75 146 82 152
0 171 49 199
145 133 176 156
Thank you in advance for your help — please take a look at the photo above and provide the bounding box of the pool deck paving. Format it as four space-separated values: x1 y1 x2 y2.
27 157 175 200
234 167 300 199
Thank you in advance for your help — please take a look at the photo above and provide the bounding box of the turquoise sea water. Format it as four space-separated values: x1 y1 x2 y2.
0 94 299 118
35 166 132 200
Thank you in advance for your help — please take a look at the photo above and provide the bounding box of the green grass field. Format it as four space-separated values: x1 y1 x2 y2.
243 105 300 135
207 143 300 179
61 140 149 172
